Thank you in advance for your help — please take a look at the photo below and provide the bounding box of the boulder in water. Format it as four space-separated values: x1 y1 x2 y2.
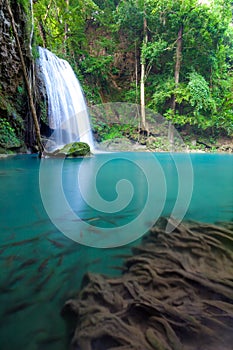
43 142 91 158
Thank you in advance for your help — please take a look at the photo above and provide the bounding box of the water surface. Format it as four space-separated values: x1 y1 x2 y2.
0 152 232 349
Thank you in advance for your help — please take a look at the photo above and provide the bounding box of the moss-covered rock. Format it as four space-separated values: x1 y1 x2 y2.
44 142 91 158
60 142 91 157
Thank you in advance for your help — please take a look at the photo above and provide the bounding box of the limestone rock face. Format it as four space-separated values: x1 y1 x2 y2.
0 1 29 103
0 3 21 95
0 0 33 152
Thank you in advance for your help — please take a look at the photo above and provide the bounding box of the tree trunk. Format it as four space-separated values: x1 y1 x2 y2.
38 22 47 47
63 0 69 54
169 25 183 150
140 59 146 130
172 24 183 110
6 0 43 154
140 8 148 131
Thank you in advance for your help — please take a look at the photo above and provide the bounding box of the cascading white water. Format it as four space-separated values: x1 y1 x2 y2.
38 47 94 151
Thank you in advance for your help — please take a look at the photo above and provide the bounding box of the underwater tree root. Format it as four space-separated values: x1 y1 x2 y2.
61 218 233 350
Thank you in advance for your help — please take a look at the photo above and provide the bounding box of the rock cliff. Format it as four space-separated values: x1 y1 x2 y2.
0 0 35 152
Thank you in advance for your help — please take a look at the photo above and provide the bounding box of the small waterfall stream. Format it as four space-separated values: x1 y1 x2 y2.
38 47 94 151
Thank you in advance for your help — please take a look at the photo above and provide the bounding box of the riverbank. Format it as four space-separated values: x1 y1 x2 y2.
95 134 233 153
0 134 232 156
182 135 233 153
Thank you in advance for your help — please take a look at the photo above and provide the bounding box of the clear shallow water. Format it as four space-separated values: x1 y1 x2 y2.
0 153 232 349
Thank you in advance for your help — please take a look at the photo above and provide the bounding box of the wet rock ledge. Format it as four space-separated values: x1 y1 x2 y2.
62 218 233 350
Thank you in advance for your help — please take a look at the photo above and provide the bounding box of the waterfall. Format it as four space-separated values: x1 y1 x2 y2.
37 47 94 151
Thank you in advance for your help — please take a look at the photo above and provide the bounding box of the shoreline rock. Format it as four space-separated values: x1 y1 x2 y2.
42 141 91 158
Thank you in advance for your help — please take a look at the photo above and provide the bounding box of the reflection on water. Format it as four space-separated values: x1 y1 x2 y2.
0 153 232 349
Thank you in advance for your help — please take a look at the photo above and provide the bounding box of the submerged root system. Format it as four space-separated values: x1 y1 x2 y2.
62 218 233 350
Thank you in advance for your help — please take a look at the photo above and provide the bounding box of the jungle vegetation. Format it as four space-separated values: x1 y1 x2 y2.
32 0 233 138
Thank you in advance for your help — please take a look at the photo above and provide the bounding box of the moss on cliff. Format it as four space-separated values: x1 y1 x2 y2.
0 0 35 153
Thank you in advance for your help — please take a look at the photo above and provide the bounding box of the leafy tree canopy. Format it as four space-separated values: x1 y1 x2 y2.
33 0 233 135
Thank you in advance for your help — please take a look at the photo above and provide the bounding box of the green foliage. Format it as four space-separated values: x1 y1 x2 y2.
92 119 137 142
0 86 25 150
147 136 171 151
80 55 114 81
211 113 233 136
187 72 216 113
115 0 143 42
141 40 168 67
57 142 90 157
94 0 120 10
147 78 174 112
0 119 21 149
39 100 48 125
17 85 24 95
33 0 98 55
32 0 233 136
0 92 14 116
123 82 140 104
142 0 233 135
17 0 30 12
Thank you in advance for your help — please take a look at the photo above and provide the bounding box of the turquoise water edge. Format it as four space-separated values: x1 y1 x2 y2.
0 153 232 350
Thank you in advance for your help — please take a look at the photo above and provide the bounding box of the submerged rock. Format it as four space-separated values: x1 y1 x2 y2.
43 142 91 158
62 218 233 350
